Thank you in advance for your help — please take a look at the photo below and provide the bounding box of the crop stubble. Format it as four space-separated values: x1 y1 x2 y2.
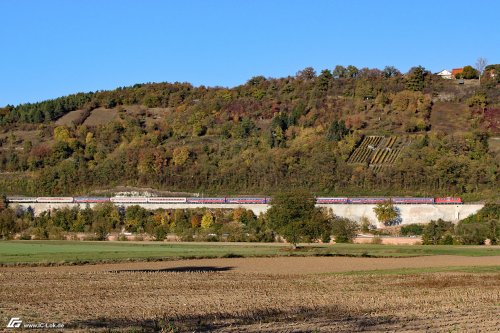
0 256 499 332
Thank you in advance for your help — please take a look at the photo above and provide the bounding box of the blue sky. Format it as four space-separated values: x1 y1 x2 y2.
1 0 498 106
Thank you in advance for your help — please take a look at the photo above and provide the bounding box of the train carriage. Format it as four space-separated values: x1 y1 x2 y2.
348 197 388 204
74 197 110 203
435 197 463 204
225 198 267 204
36 197 74 203
187 197 226 204
147 197 187 203
315 197 349 204
6 197 38 203
391 197 434 204
110 197 148 203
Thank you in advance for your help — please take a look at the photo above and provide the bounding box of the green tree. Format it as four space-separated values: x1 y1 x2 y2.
0 194 6 211
92 215 113 241
455 222 488 245
462 65 478 79
0 208 16 239
422 219 455 245
406 66 426 91
346 65 359 78
332 65 347 78
125 205 150 233
330 215 358 243
383 65 401 78
316 69 333 92
373 201 399 226
266 190 323 248
326 120 349 141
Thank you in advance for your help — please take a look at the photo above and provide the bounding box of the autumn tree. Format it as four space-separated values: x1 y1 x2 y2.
296 67 316 80
373 201 399 226
172 147 190 166
201 211 214 229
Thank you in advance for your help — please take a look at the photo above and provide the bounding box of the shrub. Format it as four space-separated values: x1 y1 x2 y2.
19 232 32 240
371 236 383 244
360 217 372 233
82 234 99 241
47 226 65 240
422 219 455 245
400 224 424 236
153 225 167 241
32 227 49 240
331 216 359 243
440 232 455 245
455 223 489 245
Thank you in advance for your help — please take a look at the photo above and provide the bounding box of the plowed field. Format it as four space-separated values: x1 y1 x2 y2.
1 256 499 332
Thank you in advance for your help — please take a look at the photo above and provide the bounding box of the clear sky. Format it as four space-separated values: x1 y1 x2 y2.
1 0 498 106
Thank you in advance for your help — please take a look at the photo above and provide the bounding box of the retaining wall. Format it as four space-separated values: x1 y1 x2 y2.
11 202 484 225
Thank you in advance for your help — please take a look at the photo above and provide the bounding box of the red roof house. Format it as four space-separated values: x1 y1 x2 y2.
452 68 464 77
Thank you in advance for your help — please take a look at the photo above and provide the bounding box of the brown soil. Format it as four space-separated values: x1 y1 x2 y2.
1 256 499 332
2 255 499 275
55 109 86 126
430 101 470 134
83 107 118 126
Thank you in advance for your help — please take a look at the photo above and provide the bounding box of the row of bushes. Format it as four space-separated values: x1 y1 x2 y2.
398 204 500 245
0 203 277 242
0 204 361 244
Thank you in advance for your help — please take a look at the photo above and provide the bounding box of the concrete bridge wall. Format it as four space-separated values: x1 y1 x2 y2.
11 202 484 225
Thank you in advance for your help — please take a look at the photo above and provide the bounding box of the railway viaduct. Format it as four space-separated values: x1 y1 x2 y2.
10 202 484 226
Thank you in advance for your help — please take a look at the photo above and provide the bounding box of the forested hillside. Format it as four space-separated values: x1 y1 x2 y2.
0 65 499 200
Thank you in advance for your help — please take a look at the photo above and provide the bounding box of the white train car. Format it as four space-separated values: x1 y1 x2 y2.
36 197 74 203
74 197 111 203
110 197 148 204
147 197 187 203
7 197 38 203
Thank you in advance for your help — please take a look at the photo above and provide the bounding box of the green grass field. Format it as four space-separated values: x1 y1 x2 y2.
1 241 500 265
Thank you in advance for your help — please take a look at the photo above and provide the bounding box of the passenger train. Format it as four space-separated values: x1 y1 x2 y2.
6 196 463 204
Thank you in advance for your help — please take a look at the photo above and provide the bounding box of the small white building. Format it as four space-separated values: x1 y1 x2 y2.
436 69 453 79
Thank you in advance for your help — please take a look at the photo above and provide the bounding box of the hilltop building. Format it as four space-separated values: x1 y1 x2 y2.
452 68 464 78
436 69 452 79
